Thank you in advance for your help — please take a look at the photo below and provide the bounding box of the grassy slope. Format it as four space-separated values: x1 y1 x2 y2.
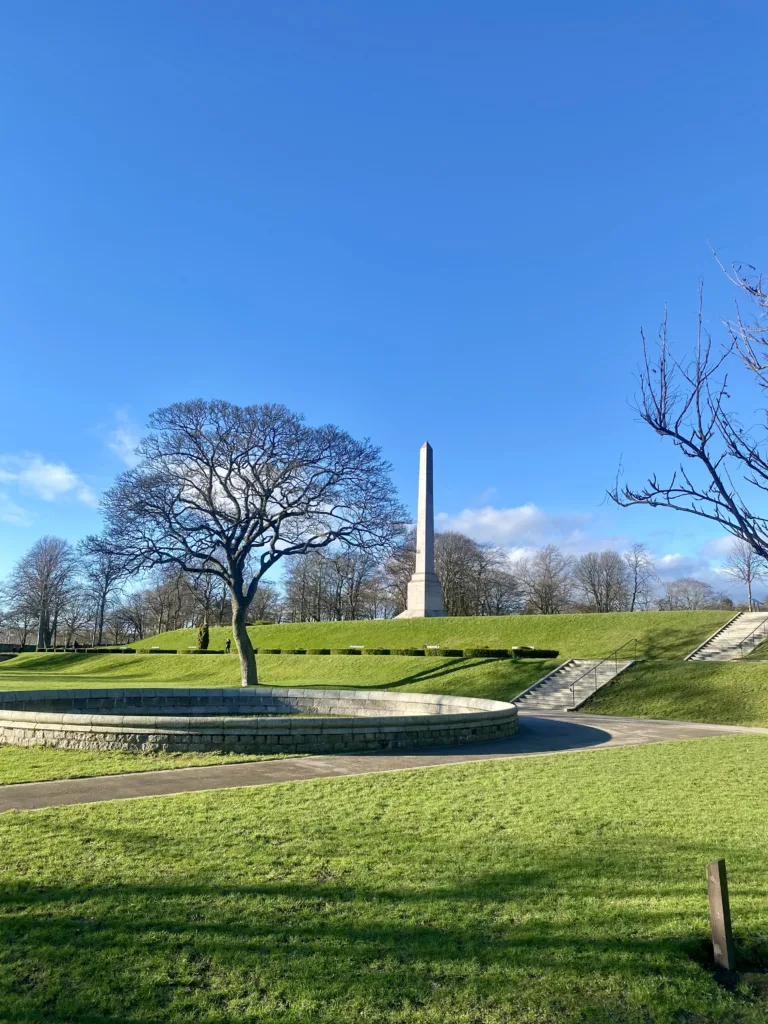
582 659 768 726
3 734 768 1023
135 609 730 659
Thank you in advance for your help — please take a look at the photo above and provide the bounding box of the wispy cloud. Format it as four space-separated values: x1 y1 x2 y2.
0 454 98 508
0 491 32 526
436 503 591 548
107 410 142 466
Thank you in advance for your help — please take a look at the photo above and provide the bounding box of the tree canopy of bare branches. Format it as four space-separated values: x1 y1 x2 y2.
721 538 768 611
99 400 405 685
610 259 768 560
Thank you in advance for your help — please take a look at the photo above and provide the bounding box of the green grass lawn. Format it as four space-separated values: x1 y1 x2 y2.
136 609 730 659
582 659 768 727
0 746 291 785
2 734 768 1023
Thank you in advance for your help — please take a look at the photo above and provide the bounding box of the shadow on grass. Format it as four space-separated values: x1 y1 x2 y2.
0 857 761 1024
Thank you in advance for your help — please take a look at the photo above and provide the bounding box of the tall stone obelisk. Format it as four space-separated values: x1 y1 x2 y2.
396 442 447 618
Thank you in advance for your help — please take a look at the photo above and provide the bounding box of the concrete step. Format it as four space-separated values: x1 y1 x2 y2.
687 612 768 661
514 657 634 713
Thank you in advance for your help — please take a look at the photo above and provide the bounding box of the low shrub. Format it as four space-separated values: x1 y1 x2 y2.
391 648 425 657
308 649 331 655
86 648 136 655
363 648 390 656
330 648 362 655
286 649 307 655
260 649 282 655
463 648 509 659
440 649 463 658
511 647 559 659
185 649 226 655
148 649 177 654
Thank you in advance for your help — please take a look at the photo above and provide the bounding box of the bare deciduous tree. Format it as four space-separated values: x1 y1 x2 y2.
721 538 767 611
100 400 404 685
573 551 630 612
516 544 574 615
8 537 77 649
610 259 768 561
656 577 732 611
78 536 129 646
623 543 658 611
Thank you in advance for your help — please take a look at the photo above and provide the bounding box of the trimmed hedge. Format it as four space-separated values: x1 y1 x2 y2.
286 649 307 655
511 647 559 659
148 649 178 654
260 649 282 655
463 648 510 659
330 648 362 655
86 648 136 655
185 649 226 655
391 648 425 657
308 649 331 655
363 648 390 656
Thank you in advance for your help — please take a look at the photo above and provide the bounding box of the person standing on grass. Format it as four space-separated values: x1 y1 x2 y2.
225 638 231 654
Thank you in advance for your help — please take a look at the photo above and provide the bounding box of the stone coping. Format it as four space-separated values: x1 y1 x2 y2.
0 687 518 755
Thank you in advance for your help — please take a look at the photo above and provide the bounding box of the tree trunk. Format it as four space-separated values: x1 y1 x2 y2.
232 598 258 686
748 577 753 612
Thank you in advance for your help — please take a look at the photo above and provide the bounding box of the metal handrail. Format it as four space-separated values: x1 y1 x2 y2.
570 638 639 709
738 615 768 658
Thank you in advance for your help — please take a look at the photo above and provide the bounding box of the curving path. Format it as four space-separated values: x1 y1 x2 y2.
2 711 767 813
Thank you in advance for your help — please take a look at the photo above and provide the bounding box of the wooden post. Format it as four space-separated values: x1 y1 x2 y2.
707 859 736 971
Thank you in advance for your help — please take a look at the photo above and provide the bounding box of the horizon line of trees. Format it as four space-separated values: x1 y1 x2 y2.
0 530 749 650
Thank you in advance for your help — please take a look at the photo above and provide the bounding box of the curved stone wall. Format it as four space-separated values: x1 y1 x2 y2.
0 688 518 754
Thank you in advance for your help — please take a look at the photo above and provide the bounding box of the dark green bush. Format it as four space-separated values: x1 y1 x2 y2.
391 648 425 656
363 648 390 656
260 649 282 655
86 648 136 655
286 649 307 655
148 649 177 654
424 648 446 656
463 647 509 658
185 649 225 655
331 648 362 655
308 649 331 655
510 647 559 659
197 623 210 651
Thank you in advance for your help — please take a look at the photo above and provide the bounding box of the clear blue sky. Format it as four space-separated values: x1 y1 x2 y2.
1 1 766 592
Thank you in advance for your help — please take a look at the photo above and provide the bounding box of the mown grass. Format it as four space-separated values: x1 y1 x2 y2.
2 734 768 1022
136 609 730 660
0 651 551 701
0 747 291 785
582 659 768 726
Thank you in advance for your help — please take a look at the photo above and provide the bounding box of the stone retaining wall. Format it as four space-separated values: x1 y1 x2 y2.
0 688 518 754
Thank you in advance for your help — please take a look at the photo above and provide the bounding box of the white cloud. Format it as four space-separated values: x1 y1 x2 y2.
107 411 142 466
436 503 592 548
0 454 98 508
0 491 32 526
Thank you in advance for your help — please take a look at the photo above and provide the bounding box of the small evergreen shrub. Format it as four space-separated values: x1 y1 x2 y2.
391 648 425 656
261 649 282 655
197 623 210 650
308 649 331 655
425 648 446 656
185 649 225 655
363 648 390 655
331 648 361 655
148 649 177 654
286 649 307 655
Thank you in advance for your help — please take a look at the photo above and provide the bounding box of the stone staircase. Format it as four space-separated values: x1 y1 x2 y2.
685 611 768 661
514 658 634 713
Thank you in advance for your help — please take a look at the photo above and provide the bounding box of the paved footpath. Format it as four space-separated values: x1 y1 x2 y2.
2 712 767 813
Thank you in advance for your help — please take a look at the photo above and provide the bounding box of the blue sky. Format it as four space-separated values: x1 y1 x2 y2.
1 1 766 594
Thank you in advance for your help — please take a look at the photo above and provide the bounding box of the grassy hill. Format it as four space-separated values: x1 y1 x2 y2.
4 733 768 1022
136 610 729 659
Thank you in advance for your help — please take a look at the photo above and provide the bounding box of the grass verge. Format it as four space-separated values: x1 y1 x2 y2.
2 734 768 1022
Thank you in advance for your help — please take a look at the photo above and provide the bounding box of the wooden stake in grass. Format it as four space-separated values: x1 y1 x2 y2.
707 859 736 971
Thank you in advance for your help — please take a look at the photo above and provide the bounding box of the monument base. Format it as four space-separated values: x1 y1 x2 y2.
395 572 448 619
